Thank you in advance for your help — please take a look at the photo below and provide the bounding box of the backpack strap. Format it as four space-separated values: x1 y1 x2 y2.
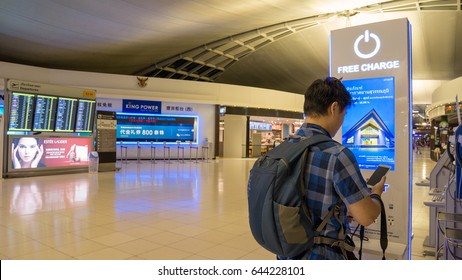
315 200 343 232
296 134 333 196
313 236 355 252
297 134 333 230
297 134 355 255
312 200 355 254
269 134 332 160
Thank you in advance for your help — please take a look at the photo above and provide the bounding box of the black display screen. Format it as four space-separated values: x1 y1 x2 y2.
75 99 96 132
9 92 35 131
55 97 78 132
33 95 58 132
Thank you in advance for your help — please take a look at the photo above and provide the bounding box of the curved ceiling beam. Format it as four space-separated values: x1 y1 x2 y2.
135 0 461 82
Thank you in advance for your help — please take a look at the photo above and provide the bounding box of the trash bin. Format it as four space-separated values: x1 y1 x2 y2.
88 151 99 174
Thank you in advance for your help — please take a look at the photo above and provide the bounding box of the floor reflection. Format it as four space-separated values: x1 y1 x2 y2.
0 155 435 260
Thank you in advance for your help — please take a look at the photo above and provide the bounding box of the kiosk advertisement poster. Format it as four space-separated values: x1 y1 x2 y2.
11 136 91 169
342 76 395 170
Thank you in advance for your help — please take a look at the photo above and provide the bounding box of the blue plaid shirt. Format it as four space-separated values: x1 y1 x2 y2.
280 123 371 260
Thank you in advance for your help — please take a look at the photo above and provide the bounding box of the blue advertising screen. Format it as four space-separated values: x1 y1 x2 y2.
116 113 197 143
342 76 395 170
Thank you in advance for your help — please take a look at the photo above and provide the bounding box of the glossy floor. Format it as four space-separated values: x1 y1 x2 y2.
0 150 436 260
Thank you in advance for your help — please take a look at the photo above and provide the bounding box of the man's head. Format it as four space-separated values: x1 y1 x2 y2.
303 77 352 137
303 77 351 117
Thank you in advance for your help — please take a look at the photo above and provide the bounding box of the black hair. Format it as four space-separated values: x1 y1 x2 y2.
303 77 352 117
13 137 40 146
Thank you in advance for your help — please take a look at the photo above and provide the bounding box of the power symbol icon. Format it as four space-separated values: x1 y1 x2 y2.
354 30 381 59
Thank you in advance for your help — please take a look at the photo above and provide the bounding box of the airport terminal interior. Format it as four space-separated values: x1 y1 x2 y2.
0 147 448 260
1 0 462 261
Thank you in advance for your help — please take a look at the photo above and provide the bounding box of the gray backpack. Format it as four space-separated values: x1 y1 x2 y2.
247 134 346 257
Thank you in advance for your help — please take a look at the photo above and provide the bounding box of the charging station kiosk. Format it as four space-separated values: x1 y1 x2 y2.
330 18 412 259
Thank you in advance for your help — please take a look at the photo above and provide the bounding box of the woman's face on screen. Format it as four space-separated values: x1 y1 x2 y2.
17 138 38 163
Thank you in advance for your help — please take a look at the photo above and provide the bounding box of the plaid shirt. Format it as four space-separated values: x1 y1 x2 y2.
279 123 371 260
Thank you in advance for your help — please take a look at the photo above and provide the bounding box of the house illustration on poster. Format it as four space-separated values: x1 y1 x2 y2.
342 109 394 148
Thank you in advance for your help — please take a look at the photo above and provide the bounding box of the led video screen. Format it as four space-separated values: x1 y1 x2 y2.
33 94 58 132
75 99 96 132
342 76 395 170
55 97 78 132
9 92 35 131
116 113 197 143
10 136 91 170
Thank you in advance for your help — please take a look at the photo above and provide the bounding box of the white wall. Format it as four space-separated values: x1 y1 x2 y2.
431 77 462 105
412 79 444 104
426 77 462 119
0 61 304 112
223 115 247 158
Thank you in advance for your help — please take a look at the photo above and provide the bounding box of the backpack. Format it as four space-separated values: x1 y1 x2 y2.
247 134 340 257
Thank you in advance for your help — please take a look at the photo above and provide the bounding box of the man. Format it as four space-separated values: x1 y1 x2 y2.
283 77 386 260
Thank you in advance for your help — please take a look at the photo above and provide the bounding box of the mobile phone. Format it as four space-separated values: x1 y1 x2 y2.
367 165 391 186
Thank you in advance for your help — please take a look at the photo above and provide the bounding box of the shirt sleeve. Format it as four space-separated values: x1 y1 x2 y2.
332 147 371 206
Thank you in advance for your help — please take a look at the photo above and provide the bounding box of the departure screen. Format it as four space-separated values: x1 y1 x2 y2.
33 95 58 132
9 92 35 131
55 97 78 132
75 99 96 132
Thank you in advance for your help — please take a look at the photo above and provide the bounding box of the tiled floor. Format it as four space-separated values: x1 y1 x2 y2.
0 149 436 260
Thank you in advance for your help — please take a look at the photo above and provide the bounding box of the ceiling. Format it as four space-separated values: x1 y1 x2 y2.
1 0 461 125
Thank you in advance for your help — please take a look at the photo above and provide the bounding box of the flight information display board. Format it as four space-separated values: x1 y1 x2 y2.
8 92 35 131
4 80 98 178
33 95 58 132
75 99 96 132
55 97 78 132
116 113 197 143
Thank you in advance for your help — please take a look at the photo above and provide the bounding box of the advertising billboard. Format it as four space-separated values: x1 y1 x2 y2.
116 113 197 143
342 76 395 170
10 136 91 170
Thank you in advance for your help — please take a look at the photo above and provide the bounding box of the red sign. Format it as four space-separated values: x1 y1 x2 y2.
11 136 92 169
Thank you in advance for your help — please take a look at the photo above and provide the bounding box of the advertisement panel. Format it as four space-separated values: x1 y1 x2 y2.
10 136 91 170
342 76 395 170
116 113 197 143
